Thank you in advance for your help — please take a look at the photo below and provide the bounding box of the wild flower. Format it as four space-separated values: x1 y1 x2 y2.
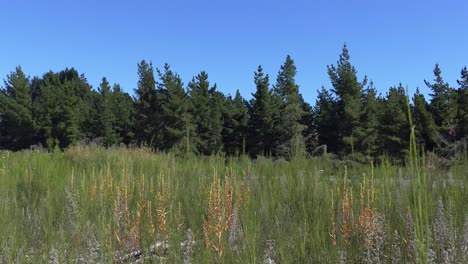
330 190 337 246
263 240 276 264
433 197 456 263
405 208 416 262
340 168 354 246
462 213 468 262
181 228 195 264
48 248 59 264
390 230 402 264
228 209 242 252
338 250 347 264
361 213 386 264
203 172 234 259
65 189 80 237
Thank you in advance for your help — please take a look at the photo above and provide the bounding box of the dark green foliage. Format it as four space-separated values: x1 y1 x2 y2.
134 60 161 148
412 88 439 150
157 63 194 152
1 50 466 160
455 67 468 139
326 44 367 155
354 82 380 157
96 77 119 147
376 85 410 158
222 90 249 155
188 72 223 154
0 67 35 150
111 84 135 145
248 66 280 157
314 87 339 153
300 101 316 155
425 64 458 140
274 55 307 157
32 70 85 149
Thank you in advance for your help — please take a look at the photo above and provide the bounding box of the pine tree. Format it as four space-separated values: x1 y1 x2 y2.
58 68 94 141
354 81 379 158
327 44 367 155
425 64 457 139
188 71 223 154
209 88 225 153
314 87 339 154
33 71 81 149
134 60 161 148
248 66 280 157
222 90 249 155
300 101 316 156
157 63 194 152
455 67 468 139
111 84 135 145
377 84 410 158
274 55 306 157
0 67 35 150
96 77 118 146
412 88 439 150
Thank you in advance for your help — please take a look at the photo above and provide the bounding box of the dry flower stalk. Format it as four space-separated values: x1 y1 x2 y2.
203 171 234 259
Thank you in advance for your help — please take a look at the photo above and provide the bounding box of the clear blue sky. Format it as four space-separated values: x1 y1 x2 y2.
1 0 467 104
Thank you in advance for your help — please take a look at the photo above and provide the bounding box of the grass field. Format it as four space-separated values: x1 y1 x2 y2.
0 146 467 263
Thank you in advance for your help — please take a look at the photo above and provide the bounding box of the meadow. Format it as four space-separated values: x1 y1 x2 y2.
0 145 467 263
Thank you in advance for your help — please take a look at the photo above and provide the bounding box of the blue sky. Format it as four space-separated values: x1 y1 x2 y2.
1 0 467 104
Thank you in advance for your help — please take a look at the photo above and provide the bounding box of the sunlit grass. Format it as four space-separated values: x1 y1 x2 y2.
0 146 466 263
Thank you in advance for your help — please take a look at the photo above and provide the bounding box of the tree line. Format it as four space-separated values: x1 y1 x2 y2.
1 45 467 160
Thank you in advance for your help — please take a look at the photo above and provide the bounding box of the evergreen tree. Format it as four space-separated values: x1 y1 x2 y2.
274 55 306 157
188 71 223 154
157 63 194 152
33 71 81 149
222 90 249 155
455 67 468 139
248 66 280 157
96 77 118 146
412 88 439 150
327 44 367 155
300 101 316 156
0 67 35 150
425 64 457 139
111 84 135 145
209 88 225 153
354 81 379 158
377 84 410 158
58 68 94 140
314 87 339 154
134 60 161 148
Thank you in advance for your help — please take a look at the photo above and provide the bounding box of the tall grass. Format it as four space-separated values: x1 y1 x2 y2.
0 145 466 263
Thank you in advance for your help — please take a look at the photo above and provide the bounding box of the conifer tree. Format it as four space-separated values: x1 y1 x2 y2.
222 90 249 155
314 87 339 154
425 64 457 139
111 84 135 144
354 81 379 158
377 84 410 158
455 67 468 139
300 101 316 156
412 88 439 150
327 44 367 155
96 77 118 146
33 71 81 149
274 55 306 157
134 60 161 148
188 71 223 154
158 63 194 152
248 66 280 156
0 67 35 149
